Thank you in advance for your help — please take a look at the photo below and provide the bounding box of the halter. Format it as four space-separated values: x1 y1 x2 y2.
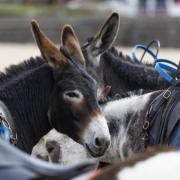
131 40 179 84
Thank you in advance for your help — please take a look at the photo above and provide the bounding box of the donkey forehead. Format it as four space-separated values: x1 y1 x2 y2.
56 65 97 92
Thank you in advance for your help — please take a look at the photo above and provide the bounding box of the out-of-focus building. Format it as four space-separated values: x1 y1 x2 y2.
0 0 66 4
1 0 180 17
0 0 180 46
1 0 80 3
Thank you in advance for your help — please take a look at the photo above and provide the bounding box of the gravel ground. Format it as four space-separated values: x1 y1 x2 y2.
0 43 179 71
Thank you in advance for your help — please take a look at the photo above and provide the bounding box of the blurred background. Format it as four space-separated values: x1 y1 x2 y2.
0 0 180 69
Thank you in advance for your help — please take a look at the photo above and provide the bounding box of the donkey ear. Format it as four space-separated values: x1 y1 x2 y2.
31 20 68 69
90 12 119 56
62 24 85 66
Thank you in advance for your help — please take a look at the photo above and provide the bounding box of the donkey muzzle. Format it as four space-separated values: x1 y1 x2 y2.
83 114 111 157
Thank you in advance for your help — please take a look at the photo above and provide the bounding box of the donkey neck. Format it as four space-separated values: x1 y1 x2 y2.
0 58 53 153
102 92 159 161
101 52 170 92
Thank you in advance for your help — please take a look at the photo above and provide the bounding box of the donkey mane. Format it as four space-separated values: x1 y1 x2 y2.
108 47 132 64
0 57 45 87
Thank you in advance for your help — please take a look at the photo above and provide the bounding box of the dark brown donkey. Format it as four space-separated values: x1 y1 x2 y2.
0 20 110 157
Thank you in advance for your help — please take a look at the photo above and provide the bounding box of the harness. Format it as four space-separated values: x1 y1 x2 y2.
131 40 180 146
143 80 180 146
0 100 17 145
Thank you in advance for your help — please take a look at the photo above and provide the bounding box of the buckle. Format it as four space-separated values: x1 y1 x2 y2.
163 90 171 99
143 121 149 130
141 132 149 141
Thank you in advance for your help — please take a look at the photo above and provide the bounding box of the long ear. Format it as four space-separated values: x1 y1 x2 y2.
90 12 119 56
62 25 85 66
31 20 68 69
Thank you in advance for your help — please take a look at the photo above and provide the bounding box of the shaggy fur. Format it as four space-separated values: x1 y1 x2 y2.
100 47 170 97
0 57 53 153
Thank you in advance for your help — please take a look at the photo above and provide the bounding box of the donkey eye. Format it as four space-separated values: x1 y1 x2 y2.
63 90 83 103
66 92 79 98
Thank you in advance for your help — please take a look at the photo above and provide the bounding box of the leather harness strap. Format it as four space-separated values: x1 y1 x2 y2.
144 80 180 146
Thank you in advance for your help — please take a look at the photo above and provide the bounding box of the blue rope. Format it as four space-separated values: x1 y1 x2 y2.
155 62 177 83
131 44 157 63
132 40 160 63
0 126 10 142
131 42 178 83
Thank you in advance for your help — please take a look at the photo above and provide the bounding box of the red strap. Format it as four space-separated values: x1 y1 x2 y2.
87 169 102 180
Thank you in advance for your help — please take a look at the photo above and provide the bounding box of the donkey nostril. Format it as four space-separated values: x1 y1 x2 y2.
45 140 61 163
94 137 105 147
95 137 101 147
46 140 57 154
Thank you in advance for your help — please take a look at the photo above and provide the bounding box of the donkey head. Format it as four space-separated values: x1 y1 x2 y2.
81 12 119 85
31 20 110 157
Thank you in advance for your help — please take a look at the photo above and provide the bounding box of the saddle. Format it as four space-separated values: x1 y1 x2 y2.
145 79 180 146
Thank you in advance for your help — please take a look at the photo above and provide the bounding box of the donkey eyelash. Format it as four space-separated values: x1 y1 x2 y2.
65 92 80 98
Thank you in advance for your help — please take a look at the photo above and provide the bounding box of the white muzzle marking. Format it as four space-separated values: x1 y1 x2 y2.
83 114 110 147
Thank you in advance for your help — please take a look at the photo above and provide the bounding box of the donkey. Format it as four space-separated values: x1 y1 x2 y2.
0 20 111 156
81 12 119 94
81 13 171 98
91 147 180 180
32 129 90 164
